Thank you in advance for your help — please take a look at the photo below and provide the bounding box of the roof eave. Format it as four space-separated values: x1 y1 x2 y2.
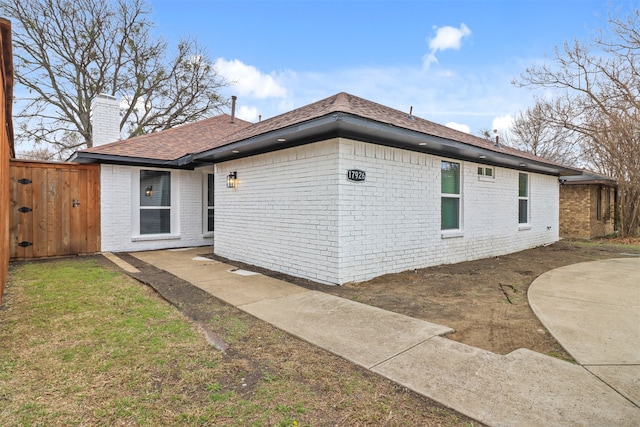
194 113 581 176
71 151 198 170
560 178 618 187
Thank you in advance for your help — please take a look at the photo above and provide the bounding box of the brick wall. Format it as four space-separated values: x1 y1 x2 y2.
214 139 340 283
100 164 214 252
91 94 120 147
336 139 559 283
215 138 560 284
559 184 615 239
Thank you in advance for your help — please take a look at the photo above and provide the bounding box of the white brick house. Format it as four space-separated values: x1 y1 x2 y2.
73 92 579 284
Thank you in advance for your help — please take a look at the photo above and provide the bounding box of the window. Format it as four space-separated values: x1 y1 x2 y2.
140 170 171 234
441 161 461 230
205 173 214 232
518 173 529 224
605 187 611 221
477 166 493 177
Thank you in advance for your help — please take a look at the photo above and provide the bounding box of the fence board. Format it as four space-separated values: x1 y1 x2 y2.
86 166 101 251
32 170 47 258
16 166 32 258
9 160 100 259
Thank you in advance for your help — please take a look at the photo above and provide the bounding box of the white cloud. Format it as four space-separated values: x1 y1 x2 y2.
214 59 534 139
491 114 514 133
445 122 471 134
236 105 259 122
423 23 472 67
215 58 289 98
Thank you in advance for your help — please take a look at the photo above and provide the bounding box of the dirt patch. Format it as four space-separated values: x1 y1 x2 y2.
208 239 640 360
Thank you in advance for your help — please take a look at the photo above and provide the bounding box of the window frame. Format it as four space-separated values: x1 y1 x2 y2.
202 172 215 235
132 168 179 239
441 160 462 233
477 166 494 179
518 172 529 225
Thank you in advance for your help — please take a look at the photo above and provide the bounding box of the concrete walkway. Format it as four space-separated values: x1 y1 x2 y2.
123 248 640 427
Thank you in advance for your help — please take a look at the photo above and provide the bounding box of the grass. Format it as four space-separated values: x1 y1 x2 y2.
0 257 479 426
1 259 220 426
572 236 640 252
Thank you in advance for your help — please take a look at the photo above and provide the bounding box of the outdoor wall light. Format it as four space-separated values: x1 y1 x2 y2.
145 186 153 197
227 171 237 188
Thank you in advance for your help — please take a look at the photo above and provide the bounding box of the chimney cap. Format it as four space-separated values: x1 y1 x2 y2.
96 93 117 101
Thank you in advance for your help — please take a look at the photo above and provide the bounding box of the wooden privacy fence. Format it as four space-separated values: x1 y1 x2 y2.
9 160 100 259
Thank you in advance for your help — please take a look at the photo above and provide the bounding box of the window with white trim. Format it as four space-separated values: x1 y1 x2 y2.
518 173 529 224
477 166 493 177
441 161 461 230
139 170 172 234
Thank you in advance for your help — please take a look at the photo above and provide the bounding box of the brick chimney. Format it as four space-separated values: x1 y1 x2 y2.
91 94 120 147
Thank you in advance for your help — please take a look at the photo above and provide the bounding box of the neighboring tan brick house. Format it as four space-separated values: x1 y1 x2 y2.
73 92 581 284
559 173 617 239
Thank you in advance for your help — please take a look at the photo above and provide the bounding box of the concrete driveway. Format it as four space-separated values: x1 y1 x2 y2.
529 257 640 406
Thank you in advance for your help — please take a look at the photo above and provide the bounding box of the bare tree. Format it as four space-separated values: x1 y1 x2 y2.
2 0 230 152
17 148 58 161
514 10 640 236
508 100 583 166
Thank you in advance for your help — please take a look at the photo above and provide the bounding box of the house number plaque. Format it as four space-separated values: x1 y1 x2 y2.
347 169 366 182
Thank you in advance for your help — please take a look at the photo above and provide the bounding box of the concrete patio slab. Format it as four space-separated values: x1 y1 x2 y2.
133 248 226 270
586 365 640 406
529 258 640 365
240 291 453 369
103 252 140 273
131 248 308 306
373 337 639 427
188 275 309 306
531 271 639 307
529 293 640 364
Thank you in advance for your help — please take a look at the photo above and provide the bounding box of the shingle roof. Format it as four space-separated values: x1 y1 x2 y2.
561 171 617 186
82 114 251 161
211 92 566 168
77 92 577 174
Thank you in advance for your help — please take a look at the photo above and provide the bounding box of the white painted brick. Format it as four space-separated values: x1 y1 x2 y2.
100 164 215 252
214 138 561 284
98 137 561 285
91 94 120 147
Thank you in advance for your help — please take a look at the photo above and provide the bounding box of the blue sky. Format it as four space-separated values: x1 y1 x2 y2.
151 1 628 135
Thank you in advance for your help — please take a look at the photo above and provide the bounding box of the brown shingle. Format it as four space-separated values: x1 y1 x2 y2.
212 92 568 168
81 92 570 170
82 114 251 161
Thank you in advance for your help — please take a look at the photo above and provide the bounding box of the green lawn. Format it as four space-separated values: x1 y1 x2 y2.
1 259 229 426
0 258 477 427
